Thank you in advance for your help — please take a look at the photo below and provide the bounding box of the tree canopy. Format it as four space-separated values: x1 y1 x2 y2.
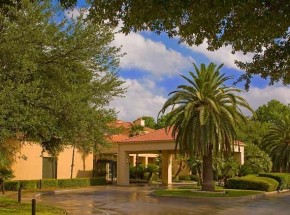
1 1 290 89
141 116 156 129
236 119 270 145
84 0 290 89
0 0 125 158
255 99 290 123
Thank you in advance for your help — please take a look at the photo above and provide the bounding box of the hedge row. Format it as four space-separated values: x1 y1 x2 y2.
259 173 290 190
4 178 106 191
225 175 279 191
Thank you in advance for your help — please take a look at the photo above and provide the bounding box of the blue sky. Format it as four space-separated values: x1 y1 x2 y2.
67 6 290 122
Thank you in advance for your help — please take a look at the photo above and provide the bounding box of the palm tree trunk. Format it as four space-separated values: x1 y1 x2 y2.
201 147 215 191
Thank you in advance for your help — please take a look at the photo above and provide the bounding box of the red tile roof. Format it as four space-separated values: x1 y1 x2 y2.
114 120 133 129
118 128 174 143
109 134 129 142
118 128 245 146
234 140 246 146
109 119 158 143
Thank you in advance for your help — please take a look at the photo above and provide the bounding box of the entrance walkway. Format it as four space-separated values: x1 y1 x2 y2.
37 185 290 215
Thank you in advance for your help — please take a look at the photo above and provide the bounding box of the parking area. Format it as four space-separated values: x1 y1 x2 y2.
35 185 290 215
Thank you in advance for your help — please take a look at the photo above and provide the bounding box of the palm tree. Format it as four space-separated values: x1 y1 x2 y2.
260 115 290 172
160 63 253 191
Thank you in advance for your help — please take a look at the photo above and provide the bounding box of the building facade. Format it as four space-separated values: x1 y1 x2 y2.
12 141 93 180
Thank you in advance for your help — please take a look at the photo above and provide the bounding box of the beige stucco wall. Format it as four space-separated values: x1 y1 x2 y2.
233 144 245 165
12 142 93 180
12 142 43 180
57 147 93 179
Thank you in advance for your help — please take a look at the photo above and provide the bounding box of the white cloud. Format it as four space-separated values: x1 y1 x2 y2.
241 86 290 115
111 81 290 121
110 78 167 121
112 32 193 77
182 40 253 70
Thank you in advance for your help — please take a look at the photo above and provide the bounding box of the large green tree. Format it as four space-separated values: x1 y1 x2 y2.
160 63 253 191
0 0 125 166
85 1 289 89
255 99 290 123
236 118 270 145
141 116 156 129
260 115 290 172
2 1 290 88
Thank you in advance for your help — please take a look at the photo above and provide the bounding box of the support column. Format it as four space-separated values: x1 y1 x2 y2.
130 154 136 166
105 163 110 181
117 147 129 185
144 156 148 166
161 151 172 185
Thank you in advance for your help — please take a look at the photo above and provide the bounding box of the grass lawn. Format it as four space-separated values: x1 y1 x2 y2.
154 189 263 198
0 196 66 215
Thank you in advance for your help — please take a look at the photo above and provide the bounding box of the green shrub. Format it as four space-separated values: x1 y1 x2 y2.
239 165 255 176
239 143 272 176
40 179 58 188
58 178 90 188
129 179 148 183
4 178 107 190
129 165 146 180
146 164 159 181
90 177 106 186
4 181 19 191
225 175 279 191
19 180 38 190
179 175 191 181
259 173 290 190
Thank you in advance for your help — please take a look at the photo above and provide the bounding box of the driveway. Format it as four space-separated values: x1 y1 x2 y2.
38 185 290 215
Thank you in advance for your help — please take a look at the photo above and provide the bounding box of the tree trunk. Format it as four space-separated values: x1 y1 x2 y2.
173 160 185 180
82 153 86 171
201 148 215 191
70 144 76 179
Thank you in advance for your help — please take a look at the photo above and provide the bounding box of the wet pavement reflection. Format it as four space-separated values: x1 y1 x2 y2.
39 185 290 215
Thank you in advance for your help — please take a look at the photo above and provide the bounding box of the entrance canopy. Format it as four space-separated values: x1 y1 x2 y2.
117 128 244 185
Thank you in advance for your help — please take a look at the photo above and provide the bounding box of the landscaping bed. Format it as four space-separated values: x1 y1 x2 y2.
259 173 290 190
225 175 279 191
